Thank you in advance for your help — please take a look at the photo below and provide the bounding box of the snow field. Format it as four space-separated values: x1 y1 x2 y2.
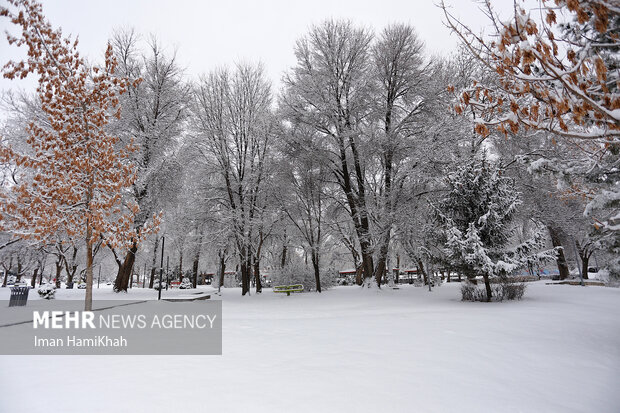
0 282 619 412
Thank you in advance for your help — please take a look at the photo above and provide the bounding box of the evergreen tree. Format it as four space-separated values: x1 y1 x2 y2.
433 154 552 301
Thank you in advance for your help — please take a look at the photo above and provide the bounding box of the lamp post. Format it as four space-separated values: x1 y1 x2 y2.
158 236 165 300
166 256 169 290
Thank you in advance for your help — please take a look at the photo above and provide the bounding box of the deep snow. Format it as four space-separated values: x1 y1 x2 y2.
0 281 619 413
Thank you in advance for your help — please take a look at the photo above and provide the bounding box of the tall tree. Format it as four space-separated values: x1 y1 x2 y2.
0 0 144 310
191 63 273 295
110 30 186 292
278 124 329 292
370 23 437 285
282 20 377 286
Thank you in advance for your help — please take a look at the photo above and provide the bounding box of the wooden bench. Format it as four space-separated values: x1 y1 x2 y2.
273 284 303 296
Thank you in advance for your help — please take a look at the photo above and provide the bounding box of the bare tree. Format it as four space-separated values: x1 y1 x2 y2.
282 20 377 286
110 30 188 291
277 124 329 292
191 63 274 295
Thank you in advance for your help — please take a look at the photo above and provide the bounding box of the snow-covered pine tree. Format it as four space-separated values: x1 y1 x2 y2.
433 154 552 301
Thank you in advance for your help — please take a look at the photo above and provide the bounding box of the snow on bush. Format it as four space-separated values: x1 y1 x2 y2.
502 282 526 300
271 263 335 292
320 266 337 290
598 266 620 287
37 283 56 299
460 282 488 302
461 278 526 302
271 263 312 292
179 278 193 289
153 280 167 291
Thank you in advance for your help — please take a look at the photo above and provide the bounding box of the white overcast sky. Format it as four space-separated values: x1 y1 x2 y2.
0 0 527 94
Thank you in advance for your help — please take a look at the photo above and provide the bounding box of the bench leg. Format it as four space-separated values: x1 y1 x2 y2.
286 291 290 296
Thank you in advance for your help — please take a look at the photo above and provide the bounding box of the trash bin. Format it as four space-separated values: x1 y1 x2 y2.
9 286 29 307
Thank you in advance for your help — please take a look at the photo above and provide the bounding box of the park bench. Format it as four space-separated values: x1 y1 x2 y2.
9 286 30 307
273 284 303 296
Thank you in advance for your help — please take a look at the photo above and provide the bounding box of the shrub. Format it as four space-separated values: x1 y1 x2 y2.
502 282 526 300
460 279 526 302
179 278 193 289
417 273 443 288
598 260 620 287
460 282 488 301
153 280 167 291
37 283 56 299
271 263 313 292
320 266 338 290
271 263 336 292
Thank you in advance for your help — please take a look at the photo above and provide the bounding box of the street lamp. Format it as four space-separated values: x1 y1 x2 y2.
158 236 165 300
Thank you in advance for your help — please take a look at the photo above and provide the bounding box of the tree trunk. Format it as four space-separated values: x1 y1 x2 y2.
312 252 321 293
355 264 363 285
192 254 199 288
374 228 392 286
179 252 183 283
576 243 592 280
547 225 569 280
149 267 156 289
55 260 62 288
66 268 75 285
1 269 7 287
253 259 262 293
114 242 137 292
581 254 590 280
483 274 492 302
218 253 226 291
394 254 400 284
360 248 375 287
374 258 386 286
64 246 78 285
281 244 287 268
239 244 252 295
31 268 38 288
417 259 428 285
85 233 94 311
241 261 251 295
16 259 23 282
149 236 159 289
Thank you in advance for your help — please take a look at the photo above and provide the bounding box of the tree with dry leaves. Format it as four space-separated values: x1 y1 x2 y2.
441 0 618 140
441 0 619 278
0 0 153 310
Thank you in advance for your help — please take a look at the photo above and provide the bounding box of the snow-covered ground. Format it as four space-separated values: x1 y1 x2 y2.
1 282 619 412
